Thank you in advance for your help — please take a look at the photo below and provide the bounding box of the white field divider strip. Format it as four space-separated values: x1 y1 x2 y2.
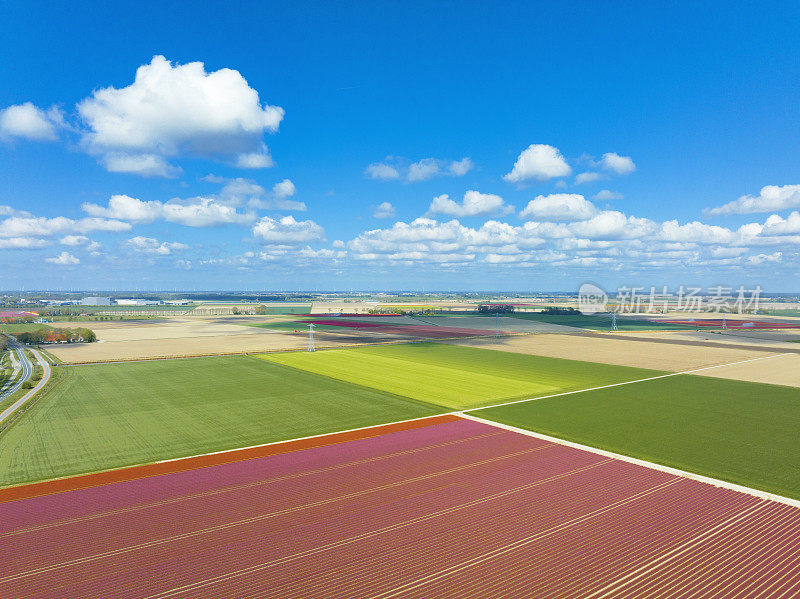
458 413 800 509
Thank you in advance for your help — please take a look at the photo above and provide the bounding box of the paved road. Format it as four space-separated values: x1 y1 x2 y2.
0 338 33 403
0 344 20 396
0 343 50 427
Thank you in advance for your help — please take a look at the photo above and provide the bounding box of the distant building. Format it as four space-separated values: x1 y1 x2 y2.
116 299 163 306
81 296 113 306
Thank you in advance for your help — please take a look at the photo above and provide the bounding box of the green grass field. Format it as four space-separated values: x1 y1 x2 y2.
472 375 800 499
0 323 53 333
0 355 442 486
762 309 800 317
259 343 665 409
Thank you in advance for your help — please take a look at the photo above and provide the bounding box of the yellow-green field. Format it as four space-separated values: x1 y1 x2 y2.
259 343 665 409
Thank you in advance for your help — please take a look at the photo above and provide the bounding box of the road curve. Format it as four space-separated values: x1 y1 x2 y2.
0 338 32 403
0 345 51 427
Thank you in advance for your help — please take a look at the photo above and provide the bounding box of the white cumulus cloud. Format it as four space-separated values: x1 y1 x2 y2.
373 202 395 219
366 157 473 182
574 172 605 185
101 153 182 178
503 144 571 183
519 194 597 222
60 235 90 246
82 194 256 226
0 103 62 141
407 159 442 182
77 55 284 176
448 157 474 176
365 162 401 180
124 236 189 255
705 184 800 216
761 211 800 236
252 215 325 244
46 251 79 265
428 190 512 217
0 237 49 249
594 190 624 201
599 152 636 175
0 215 130 238
272 179 296 199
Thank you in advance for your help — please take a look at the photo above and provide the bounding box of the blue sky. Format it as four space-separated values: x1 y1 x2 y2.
1 1 799 291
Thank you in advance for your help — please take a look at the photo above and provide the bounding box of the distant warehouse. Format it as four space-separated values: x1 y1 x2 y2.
81 296 113 306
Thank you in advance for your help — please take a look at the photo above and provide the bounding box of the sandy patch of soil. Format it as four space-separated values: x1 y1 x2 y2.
449 334 774 373
693 353 800 388
46 317 398 362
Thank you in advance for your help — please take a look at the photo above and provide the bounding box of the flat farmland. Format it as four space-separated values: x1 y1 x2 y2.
472 374 800 498
509 312 698 331
695 352 800 387
259 343 664 409
0 323 53 333
450 333 778 373
0 355 442 487
43 317 386 362
2 417 799 598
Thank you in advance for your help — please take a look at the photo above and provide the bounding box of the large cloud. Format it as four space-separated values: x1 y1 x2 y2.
761 211 800 236
503 144 571 183
77 55 284 176
705 185 800 216
341 208 799 269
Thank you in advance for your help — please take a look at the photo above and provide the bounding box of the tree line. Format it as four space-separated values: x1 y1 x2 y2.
15 327 97 344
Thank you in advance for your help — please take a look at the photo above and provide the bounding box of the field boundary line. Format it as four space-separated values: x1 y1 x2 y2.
464 352 792 412
0 414 457 503
1 352 792 504
458 413 800 509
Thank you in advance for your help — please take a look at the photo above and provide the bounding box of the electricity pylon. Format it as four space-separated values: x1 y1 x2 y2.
308 323 315 352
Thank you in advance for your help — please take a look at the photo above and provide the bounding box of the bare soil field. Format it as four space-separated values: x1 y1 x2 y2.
45 317 400 363
597 329 800 350
694 352 800 388
450 333 774 373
